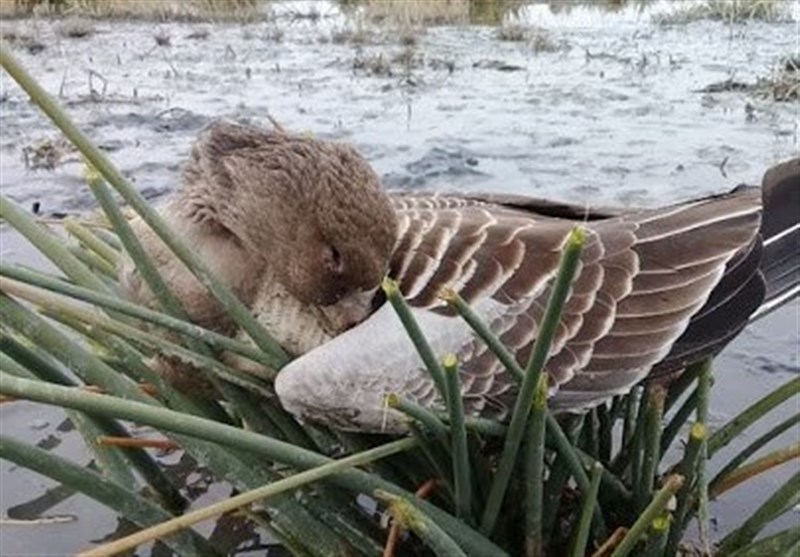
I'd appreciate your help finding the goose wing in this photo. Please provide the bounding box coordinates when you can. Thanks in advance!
[276,188,762,431]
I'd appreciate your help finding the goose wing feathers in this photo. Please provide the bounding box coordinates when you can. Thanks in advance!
[276,187,762,431]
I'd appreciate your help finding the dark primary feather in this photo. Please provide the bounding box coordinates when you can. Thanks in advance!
[757,158,800,315]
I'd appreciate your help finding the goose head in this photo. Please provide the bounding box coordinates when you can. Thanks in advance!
[181,121,398,308]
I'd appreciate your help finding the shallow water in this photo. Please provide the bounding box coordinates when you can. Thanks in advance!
[1,1,798,554]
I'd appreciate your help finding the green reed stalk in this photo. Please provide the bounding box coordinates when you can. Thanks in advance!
[408,424,456,500]
[63,216,122,266]
[441,289,523,383]
[35,302,272,396]
[696,358,712,423]
[2,278,273,394]
[545,414,592,492]
[579,409,600,458]
[695,358,712,551]
[88,176,296,440]
[0,263,277,369]
[92,226,123,249]
[444,414,508,437]
[541,450,572,545]
[541,414,583,543]
[708,376,800,457]
[570,462,603,557]
[87,175,215,346]
[664,359,707,413]
[0,352,133,494]
[725,526,800,557]
[718,468,800,554]
[596,403,613,463]
[0,300,343,551]
[375,490,468,557]
[627,386,650,489]
[0,44,288,364]
[573,449,631,503]
[0,195,112,293]
[0,436,216,557]
[67,243,118,277]
[524,374,548,557]
[0,340,190,510]
[665,422,707,556]
[1,333,77,386]
[621,386,640,451]
[660,387,699,456]
[0,194,232,418]
[641,511,670,557]
[387,393,450,445]
[636,386,666,513]
[81,438,416,557]
[0,373,507,556]
[480,227,585,536]
[710,443,800,499]
[382,277,446,395]
[710,413,800,495]
[610,474,684,557]
[442,289,590,495]
[443,354,473,524]
[0,294,153,403]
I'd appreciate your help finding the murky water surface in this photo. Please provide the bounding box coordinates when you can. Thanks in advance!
[1,1,798,554]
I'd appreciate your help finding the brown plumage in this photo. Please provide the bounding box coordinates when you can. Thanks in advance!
[119,122,398,385]
[120,121,798,432]
[276,158,797,431]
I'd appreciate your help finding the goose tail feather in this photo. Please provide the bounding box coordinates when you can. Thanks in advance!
[753,157,800,320]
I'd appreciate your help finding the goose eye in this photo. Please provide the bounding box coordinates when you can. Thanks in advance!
[324,245,344,274]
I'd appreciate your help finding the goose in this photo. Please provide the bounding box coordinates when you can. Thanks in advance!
[121,121,799,432]
[119,121,397,389]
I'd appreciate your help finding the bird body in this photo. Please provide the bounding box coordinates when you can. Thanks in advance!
[277,187,772,431]
[119,121,799,433]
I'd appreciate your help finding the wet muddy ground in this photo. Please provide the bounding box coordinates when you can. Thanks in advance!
[1,1,798,554]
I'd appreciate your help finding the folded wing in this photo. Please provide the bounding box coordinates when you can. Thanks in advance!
[277,187,763,430]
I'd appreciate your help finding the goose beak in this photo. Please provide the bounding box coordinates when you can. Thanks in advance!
[318,286,379,331]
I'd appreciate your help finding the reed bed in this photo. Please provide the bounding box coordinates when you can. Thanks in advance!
[1,43,798,557]
[0,0,265,21]
[652,0,790,25]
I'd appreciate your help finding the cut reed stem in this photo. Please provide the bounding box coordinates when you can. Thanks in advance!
[480,227,586,536]
[610,474,684,557]
[443,354,472,524]
[571,462,604,557]
[524,374,549,557]
[375,490,468,557]
[96,436,179,451]
[636,386,666,512]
